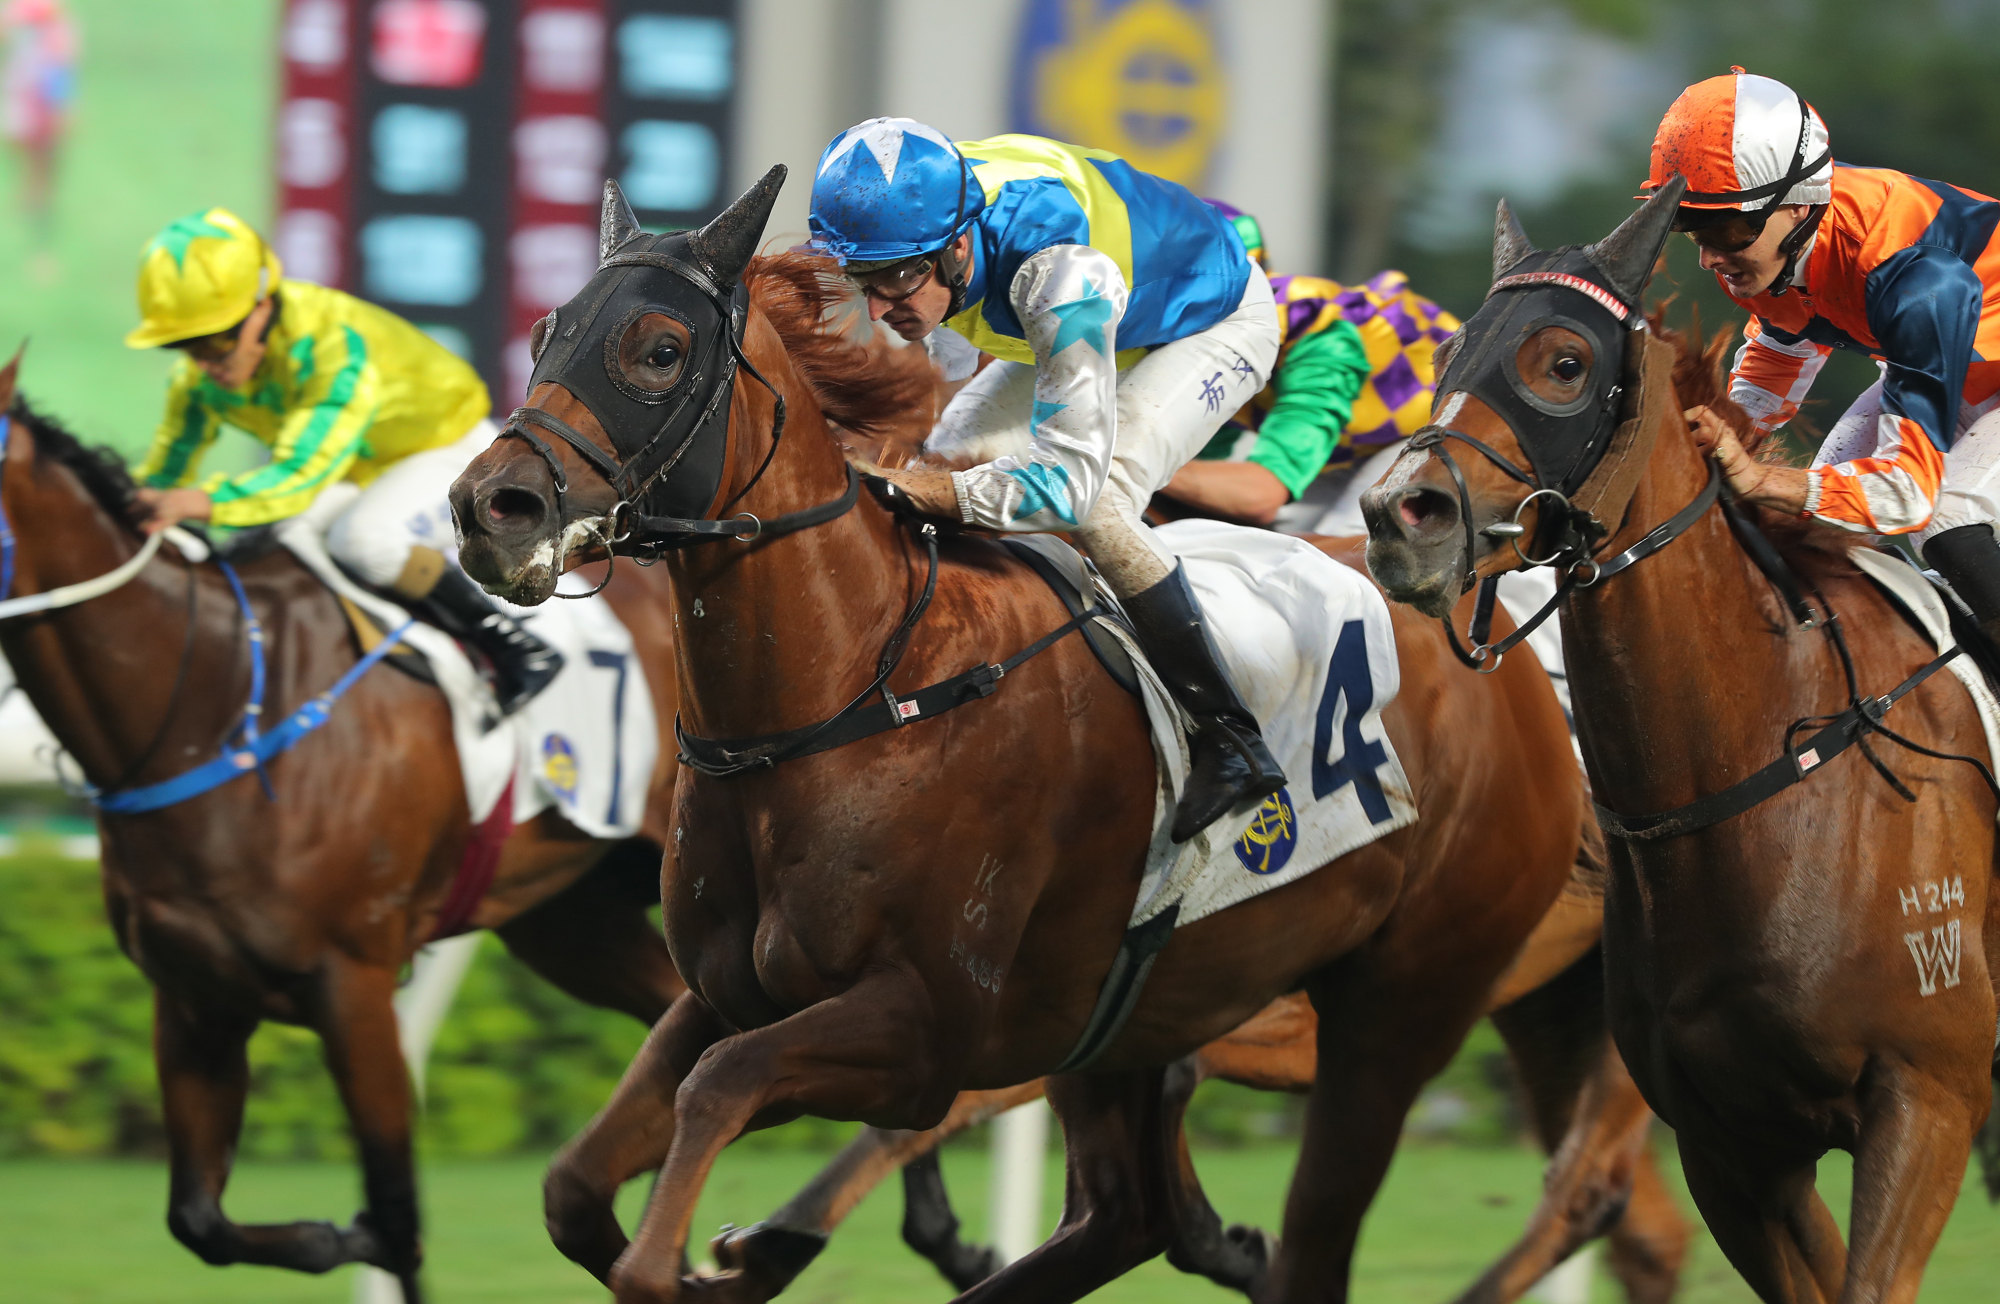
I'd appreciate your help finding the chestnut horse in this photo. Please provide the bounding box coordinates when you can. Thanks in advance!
[449,172,1588,1304]
[1364,186,1998,1303]
[0,358,685,1303]
[727,917,1693,1304]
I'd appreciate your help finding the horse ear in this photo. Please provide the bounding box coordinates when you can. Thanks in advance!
[1493,199,1536,279]
[1590,176,1687,304]
[0,341,24,413]
[600,179,645,265]
[688,164,788,284]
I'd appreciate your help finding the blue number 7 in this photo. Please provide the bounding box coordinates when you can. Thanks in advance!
[587,650,629,827]
[1311,619,1392,823]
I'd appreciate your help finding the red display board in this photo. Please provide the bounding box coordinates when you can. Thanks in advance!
[275,0,738,405]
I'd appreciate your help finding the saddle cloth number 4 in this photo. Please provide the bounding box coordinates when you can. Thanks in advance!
[1312,619,1393,824]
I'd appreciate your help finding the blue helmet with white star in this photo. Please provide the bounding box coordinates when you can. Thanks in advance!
[808,117,981,264]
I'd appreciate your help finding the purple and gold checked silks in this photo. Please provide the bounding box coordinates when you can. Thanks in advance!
[1239,270,1461,464]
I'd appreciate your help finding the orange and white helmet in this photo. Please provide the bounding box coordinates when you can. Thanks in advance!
[1641,69,1832,218]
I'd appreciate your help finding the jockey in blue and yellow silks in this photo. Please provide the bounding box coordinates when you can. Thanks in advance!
[125,207,561,713]
[808,118,1283,842]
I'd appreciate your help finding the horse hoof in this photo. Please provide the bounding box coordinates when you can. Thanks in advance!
[709,1222,827,1295]
[1223,1223,1277,1292]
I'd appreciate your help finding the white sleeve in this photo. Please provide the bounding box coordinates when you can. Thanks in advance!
[949,244,1127,531]
[924,327,981,383]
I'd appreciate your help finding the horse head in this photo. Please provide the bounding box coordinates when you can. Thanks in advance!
[451,166,787,604]
[1362,179,1686,617]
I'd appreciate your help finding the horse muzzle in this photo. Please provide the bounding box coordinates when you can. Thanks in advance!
[449,469,562,605]
[1362,477,1467,619]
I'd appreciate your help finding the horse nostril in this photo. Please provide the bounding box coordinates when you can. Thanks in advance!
[1397,487,1457,535]
[486,486,547,527]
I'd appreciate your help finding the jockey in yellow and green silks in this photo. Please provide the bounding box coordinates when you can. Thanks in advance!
[125,207,561,713]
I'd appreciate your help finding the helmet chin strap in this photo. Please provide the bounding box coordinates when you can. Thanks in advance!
[1766,202,1827,297]
[934,147,974,318]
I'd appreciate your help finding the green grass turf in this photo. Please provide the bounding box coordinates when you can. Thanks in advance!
[1,1141,1992,1302]
[0,0,279,465]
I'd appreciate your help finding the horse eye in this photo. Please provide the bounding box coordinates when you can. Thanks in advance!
[1551,355,1584,384]
[648,343,681,370]
[529,312,557,362]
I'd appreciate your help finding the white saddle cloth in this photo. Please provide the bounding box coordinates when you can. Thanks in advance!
[1848,547,2000,822]
[1052,519,1419,932]
[273,516,658,838]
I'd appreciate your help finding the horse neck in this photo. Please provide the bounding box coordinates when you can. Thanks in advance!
[665,327,913,739]
[1561,395,1814,816]
[0,424,220,788]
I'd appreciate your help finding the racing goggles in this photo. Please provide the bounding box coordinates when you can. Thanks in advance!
[1674,207,1770,255]
[846,254,938,303]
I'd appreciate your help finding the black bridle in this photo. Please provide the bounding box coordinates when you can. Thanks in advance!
[1411,255,1721,672]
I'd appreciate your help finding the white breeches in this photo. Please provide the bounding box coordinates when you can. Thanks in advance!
[300,418,497,587]
[926,269,1279,579]
[1814,376,2000,543]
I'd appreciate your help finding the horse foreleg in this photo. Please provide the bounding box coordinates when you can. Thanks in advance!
[317,955,426,1301]
[1263,962,1487,1304]
[1676,1137,1840,1304]
[545,994,737,1283]
[1451,951,1677,1304]
[949,1067,1177,1304]
[1158,1054,1277,1296]
[711,1083,1041,1299]
[608,976,947,1304]
[494,850,687,1025]
[1605,1151,1696,1304]
[156,994,375,1273]
[1839,1065,1981,1304]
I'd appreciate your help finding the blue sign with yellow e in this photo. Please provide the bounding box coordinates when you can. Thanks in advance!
[1008,0,1227,189]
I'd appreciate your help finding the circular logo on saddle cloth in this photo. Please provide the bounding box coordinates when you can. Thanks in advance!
[1011,0,1226,188]
[1233,786,1296,876]
[541,732,579,801]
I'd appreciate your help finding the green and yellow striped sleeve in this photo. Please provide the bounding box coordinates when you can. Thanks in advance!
[204,325,379,527]
[134,368,223,489]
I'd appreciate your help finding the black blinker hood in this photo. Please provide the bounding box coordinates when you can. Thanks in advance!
[520,169,786,525]
[1432,179,1684,499]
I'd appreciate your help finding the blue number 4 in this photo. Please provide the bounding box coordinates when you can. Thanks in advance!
[1311,620,1392,823]
[588,650,629,827]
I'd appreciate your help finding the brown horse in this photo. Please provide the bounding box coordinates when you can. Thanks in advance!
[0,358,685,1303]
[448,173,1591,1304]
[1363,188,1998,1303]
[725,884,1693,1304]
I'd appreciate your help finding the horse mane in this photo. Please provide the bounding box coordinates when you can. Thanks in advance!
[9,396,141,527]
[744,251,936,455]
[1649,310,1860,568]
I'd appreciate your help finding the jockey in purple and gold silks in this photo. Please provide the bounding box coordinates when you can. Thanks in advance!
[1163,203,1460,529]
[1207,270,1460,494]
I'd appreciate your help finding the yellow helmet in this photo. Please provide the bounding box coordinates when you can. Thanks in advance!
[125,208,283,349]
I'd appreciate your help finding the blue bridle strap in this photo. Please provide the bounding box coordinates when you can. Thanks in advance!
[0,407,409,814]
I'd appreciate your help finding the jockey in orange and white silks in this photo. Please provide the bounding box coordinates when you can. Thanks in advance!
[807,117,1284,841]
[1652,70,2000,643]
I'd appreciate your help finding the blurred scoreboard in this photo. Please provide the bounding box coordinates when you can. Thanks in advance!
[274,0,737,406]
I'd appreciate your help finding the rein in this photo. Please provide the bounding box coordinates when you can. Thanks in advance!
[510,242,1115,779]
[1594,495,2000,840]
[0,414,410,812]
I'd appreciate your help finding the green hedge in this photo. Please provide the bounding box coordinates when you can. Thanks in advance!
[0,843,1519,1160]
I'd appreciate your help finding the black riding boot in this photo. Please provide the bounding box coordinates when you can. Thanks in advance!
[1922,525,2000,682]
[1120,563,1287,842]
[413,565,565,715]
